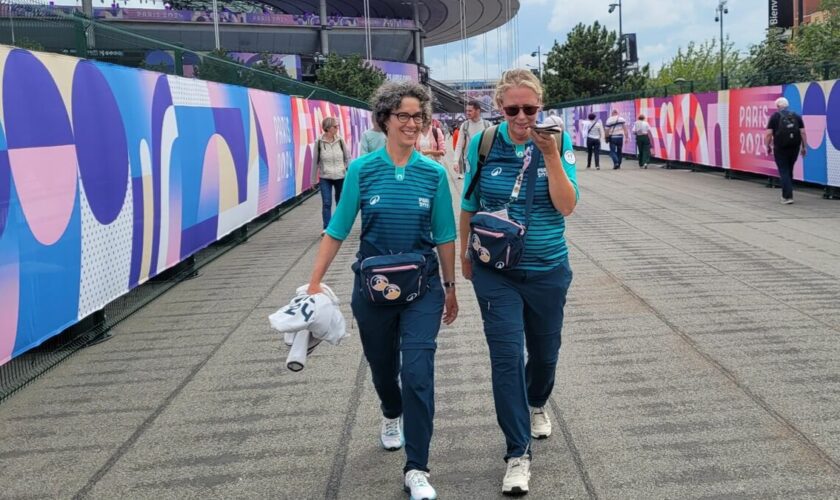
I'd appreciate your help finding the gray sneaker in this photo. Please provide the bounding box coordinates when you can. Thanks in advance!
[380,416,404,451]
[530,406,551,439]
[502,455,531,495]
[404,469,437,500]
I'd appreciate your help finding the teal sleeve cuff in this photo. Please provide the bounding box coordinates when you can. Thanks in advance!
[561,132,580,202]
[431,167,457,243]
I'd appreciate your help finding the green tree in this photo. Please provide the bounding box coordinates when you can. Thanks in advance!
[793,0,840,78]
[652,38,742,92]
[194,49,242,86]
[14,37,45,52]
[543,22,618,103]
[543,21,648,104]
[242,52,291,92]
[314,54,386,101]
[741,28,812,87]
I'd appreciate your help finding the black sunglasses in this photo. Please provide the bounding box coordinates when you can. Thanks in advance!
[503,105,540,117]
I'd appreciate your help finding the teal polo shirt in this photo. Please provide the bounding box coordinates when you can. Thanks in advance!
[461,122,579,271]
[327,148,456,258]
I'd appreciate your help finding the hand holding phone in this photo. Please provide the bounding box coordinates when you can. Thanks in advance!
[533,123,562,135]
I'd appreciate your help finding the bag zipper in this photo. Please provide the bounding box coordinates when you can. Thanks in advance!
[371,264,420,273]
[473,227,506,238]
[478,212,525,231]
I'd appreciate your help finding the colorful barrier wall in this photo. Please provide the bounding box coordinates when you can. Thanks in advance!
[0,45,370,365]
[556,81,840,187]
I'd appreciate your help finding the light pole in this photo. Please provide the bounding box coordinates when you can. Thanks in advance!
[715,0,728,89]
[211,0,220,50]
[609,0,623,85]
[531,46,543,82]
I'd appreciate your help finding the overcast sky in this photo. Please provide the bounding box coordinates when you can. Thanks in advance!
[424,0,768,82]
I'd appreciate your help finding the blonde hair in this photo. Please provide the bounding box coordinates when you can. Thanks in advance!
[322,116,338,132]
[494,69,544,109]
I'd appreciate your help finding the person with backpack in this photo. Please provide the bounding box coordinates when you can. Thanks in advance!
[765,97,807,205]
[313,117,351,233]
[459,69,578,496]
[415,120,446,163]
[454,100,492,179]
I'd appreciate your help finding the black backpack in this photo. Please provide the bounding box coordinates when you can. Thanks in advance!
[774,111,801,149]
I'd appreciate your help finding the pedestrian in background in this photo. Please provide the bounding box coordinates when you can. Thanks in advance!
[313,117,350,233]
[360,115,387,155]
[633,114,653,169]
[542,109,565,133]
[584,112,604,169]
[454,100,491,179]
[416,119,446,163]
[765,97,807,205]
[307,81,458,500]
[460,68,578,496]
[605,108,628,169]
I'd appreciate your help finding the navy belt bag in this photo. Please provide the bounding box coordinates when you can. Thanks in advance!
[358,253,428,305]
[468,147,538,271]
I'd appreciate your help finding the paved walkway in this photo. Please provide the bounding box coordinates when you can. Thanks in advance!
[2,153,840,499]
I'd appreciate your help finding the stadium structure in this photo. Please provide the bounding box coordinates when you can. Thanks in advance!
[0,0,519,110]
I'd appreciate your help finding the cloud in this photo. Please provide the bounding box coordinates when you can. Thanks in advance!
[424,0,767,81]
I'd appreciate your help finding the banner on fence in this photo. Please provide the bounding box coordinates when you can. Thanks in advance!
[554,80,840,188]
[0,46,370,365]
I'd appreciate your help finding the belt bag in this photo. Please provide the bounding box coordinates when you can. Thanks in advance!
[469,213,526,270]
[468,143,541,272]
[359,253,428,305]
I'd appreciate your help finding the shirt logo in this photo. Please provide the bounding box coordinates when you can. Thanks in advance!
[370,195,380,205]
[538,168,547,178]
[491,167,503,176]
[564,150,577,165]
[419,197,430,209]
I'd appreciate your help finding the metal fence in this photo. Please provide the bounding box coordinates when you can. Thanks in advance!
[545,60,840,110]
[0,0,370,109]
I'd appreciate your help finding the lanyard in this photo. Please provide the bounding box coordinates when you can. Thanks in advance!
[508,145,534,203]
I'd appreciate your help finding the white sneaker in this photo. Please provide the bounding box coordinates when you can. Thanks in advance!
[502,456,531,495]
[380,416,404,451]
[530,406,551,439]
[404,470,437,500]
[781,198,794,205]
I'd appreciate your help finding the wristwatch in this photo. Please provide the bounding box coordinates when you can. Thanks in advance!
[443,281,456,289]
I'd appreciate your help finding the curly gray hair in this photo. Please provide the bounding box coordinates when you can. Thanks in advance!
[369,81,432,134]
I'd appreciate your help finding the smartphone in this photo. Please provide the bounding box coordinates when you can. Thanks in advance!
[533,123,562,134]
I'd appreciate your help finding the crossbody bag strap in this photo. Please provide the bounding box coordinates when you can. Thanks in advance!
[464,125,498,200]
[523,151,538,229]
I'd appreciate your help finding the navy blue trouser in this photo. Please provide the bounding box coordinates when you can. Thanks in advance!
[470,261,573,460]
[608,136,624,167]
[319,178,344,229]
[351,274,444,473]
[773,148,798,200]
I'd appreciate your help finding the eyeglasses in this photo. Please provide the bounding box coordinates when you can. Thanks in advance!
[392,112,425,124]
[502,105,540,117]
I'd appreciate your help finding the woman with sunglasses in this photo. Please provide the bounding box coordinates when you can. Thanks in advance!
[307,81,458,500]
[459,69,578,496]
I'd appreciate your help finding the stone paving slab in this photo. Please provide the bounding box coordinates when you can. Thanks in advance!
[1,155,840,499]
